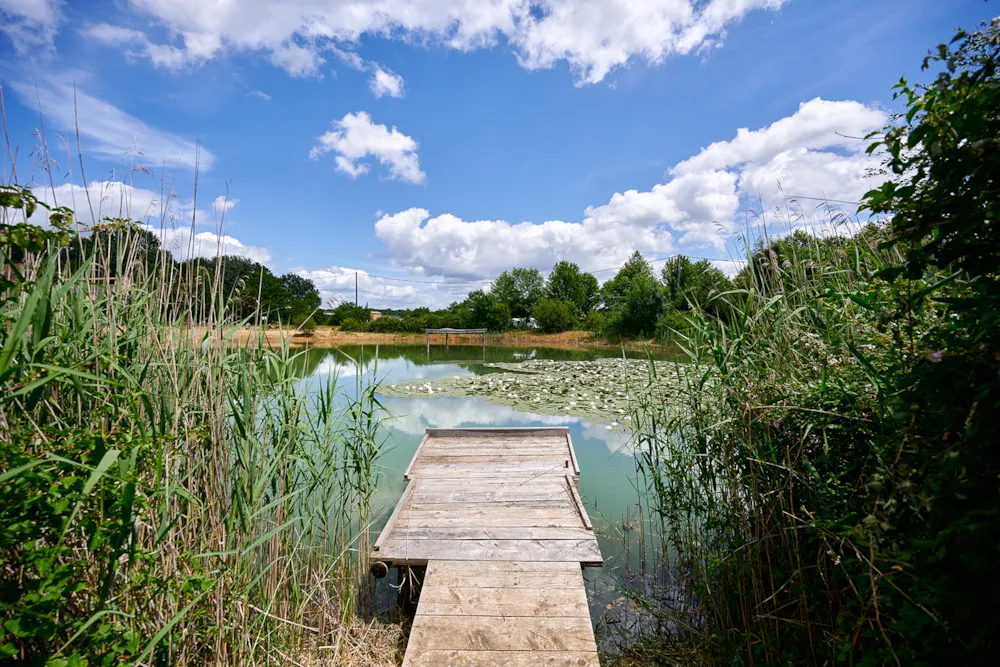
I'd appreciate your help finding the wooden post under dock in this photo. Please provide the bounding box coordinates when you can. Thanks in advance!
[371,427,603,666]
[424,328,488,357]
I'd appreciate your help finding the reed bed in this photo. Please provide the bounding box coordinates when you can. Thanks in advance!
[1,193,399,665]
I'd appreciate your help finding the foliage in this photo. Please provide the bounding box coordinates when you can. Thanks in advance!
[279,273,321,320]
[532,299,576,333]
[546,261,599,314]
[466,290,511,331]
[602,252,663,339]
[327,301,370,325]
[661,255,732,317]
[582,309,605,334]
[627,20,1000,666]
[490,267,544,318]
[366,316,408,333]
[0,189,386,665]
[339,316,366,332]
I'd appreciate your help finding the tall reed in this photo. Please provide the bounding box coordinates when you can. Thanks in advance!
[0,189,397,665]
[623,204,911,664]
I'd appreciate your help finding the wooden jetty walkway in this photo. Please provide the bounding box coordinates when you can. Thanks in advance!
[371,427,603,666]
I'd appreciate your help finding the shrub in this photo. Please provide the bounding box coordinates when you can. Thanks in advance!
[532,299,575,333]
[367,316,407,333]
[582,310,604,334]
[339,317,365,332]
[297,317,317,335]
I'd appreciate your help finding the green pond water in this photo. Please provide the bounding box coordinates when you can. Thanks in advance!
[296,343,676,633]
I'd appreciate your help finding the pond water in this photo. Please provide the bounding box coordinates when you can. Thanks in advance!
[296,343,674,635]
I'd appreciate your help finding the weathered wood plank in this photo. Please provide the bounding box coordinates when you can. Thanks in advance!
[405,616,596,652]
[418,455,571,463]
[424,427,570,438]
[409,485,570,504]
[564,473,593,531]
[408,499,574,510]
[418,586,589,617]
[403,433,431,479]
[404,650,599,667]
[373,478,417,552]
[386,526,593,541]
[407,461,573,476]
[377,538,603,564]
[396,508,582,527]
[423,569,583,590]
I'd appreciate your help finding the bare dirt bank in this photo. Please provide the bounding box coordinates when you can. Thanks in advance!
[214,326,669,351]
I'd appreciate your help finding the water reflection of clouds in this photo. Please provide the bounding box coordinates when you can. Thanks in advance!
[379,396,632,455]
[309,352,475,384]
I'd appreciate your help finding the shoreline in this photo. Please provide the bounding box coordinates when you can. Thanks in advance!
[220,326,674,351]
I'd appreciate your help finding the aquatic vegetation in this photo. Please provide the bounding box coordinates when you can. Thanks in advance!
[379,358,691,426]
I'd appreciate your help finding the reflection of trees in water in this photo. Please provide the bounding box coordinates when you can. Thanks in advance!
[296,343,674,378]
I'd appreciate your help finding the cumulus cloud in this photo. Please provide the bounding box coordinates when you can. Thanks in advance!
[25,181,269,264]
[369,66,405,98]
[310,111,425,183]
[153,226,271,265]
[0,0,61,52]
[293,265,425,309]
[375,98,888,279]
[7,75,215,171]
[80,0,786,83]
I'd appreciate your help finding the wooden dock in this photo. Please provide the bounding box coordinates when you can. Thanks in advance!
[371,427,603,666]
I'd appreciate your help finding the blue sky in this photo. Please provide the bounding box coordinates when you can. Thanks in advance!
[0,0,994,307]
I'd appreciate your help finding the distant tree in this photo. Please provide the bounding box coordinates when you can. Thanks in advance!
[466,290,511,331]
[328,301,370,325]
[491,267,544,318]
[546,261,600,314]
[661,256,733,317]
[533,299,576,333]
[279,273,321,319]
[602,252,663,338]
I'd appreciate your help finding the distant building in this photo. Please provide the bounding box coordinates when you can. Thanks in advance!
[370,311,382,321]
[510,317,540,330]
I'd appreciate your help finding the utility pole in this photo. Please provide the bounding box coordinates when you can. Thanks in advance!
[355,271,358,306]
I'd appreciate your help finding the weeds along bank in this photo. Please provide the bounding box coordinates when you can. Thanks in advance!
[625,22,999,665]
[0,203,394,665]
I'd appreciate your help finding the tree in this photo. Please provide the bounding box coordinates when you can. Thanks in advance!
[661,255,732,317]
[466,290,510,331]
[491,267,544,318]
[601,251,656,312]
[546,261,600,314]
[600,252,663,338]
[532,299,576,333]
[279,273,321,320]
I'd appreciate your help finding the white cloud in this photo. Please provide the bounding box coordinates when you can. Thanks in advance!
[25,181,269,264]
[374,98,888,279]
[0,0,61,52]
[369,66,404,98]
[84,23,206,69]
[310,111,425,184]
[294,265,423,308]
[374,208,677,280]
[83,0,787,83]
[248,90,272,101]
[153,226,272,264]
[673,98,886,176]
[8,75,215,171]
[213,195,238,214]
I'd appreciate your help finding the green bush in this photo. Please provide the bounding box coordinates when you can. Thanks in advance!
[532,299,576,333]
[339,317,365,332]
[582,310,604,334]
[367,316,407,333]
